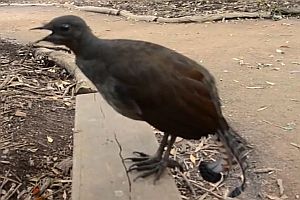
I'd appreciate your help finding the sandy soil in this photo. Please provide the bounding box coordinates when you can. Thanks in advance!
[0,5,299,200]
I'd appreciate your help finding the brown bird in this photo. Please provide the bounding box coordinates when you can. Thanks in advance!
[32,15,248,197]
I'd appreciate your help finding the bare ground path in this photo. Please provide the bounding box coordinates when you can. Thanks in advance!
[0,5,299,199]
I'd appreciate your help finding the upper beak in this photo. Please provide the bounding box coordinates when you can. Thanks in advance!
[30,23,52,31]
[30,23,52,43]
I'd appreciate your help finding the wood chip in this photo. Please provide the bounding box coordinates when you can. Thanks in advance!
[257,106,268,111]
[291,62,300,65]
[253,168,277,174]
[266,81,275,86]
[47,136,54,143]
[290,71,300,74]
[246,86,264,89]
[266,194,288,200]
[276,49,285,54]
[189,154,196,164]
[15,110,27,117]
[277,179,284,196]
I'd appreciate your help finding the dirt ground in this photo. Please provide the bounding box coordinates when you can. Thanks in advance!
[0,4,299,200]
[0,39,75,199]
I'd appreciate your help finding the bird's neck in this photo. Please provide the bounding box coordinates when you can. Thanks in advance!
[68,31,100,58]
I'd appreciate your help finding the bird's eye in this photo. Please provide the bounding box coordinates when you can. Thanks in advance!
[60,24,71,32]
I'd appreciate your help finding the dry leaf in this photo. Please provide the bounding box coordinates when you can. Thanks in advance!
[190,154,196,164]
[170,148,176,156]
[32,186,41,196]
[195,140,204,152]
[47,136,54,143]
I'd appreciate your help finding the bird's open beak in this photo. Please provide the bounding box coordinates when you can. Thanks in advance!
[30,23,53,43]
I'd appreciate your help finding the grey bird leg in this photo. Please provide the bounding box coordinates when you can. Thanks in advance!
[154,134,177,182]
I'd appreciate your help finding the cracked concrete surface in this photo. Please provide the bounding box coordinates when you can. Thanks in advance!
[114,133,132,200]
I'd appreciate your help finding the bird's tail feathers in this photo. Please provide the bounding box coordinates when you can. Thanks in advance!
[199,118,249,197]
[217,119,249,197]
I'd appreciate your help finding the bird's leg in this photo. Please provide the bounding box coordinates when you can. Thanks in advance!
[126,133,170,165]
[153,134,177,182]
[127,134,182,182]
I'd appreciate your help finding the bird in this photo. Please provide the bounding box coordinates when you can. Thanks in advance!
[31,15,248,197]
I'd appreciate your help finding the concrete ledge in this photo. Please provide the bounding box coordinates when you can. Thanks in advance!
[72,93,181,200]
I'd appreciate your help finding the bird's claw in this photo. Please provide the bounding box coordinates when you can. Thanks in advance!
[126,151,184,181]
[132,151,149,157]
[124,151,151,162]
[132,161,167,183]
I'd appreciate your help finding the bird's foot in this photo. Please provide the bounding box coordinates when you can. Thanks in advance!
[125,151,183,182]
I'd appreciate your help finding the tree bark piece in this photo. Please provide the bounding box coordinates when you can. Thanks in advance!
[34,48,97,94]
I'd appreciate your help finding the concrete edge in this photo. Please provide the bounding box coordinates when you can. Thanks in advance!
[0,3,275,23]
[33,47,97,94]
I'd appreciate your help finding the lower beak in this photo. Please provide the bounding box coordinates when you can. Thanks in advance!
[30,26,46,30]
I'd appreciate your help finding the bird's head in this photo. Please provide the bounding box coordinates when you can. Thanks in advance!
[31,15,91,48]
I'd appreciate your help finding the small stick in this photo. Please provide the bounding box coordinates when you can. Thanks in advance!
[177,170,197,198]
[262,120,294,131]
[290,143,300,149]
[62,83,76,97]
[0,176,19,184]
[189,180,224,199]
[198,175,224,200]
[3,183,22,200]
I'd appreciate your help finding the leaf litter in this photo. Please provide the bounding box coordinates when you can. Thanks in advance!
[0,39,75,200]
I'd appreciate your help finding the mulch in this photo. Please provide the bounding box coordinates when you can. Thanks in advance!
[0,39,75,200]
[74,0,300,18]
[1,0,299,24]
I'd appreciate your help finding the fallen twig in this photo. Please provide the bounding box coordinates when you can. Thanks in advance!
[189,180,224,199]
[262,120,294,131]
[290,143,300,149]
[2,183,22,200]
[177,170,197,198]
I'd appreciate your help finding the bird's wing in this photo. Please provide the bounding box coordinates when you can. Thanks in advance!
[108,45,221,135]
